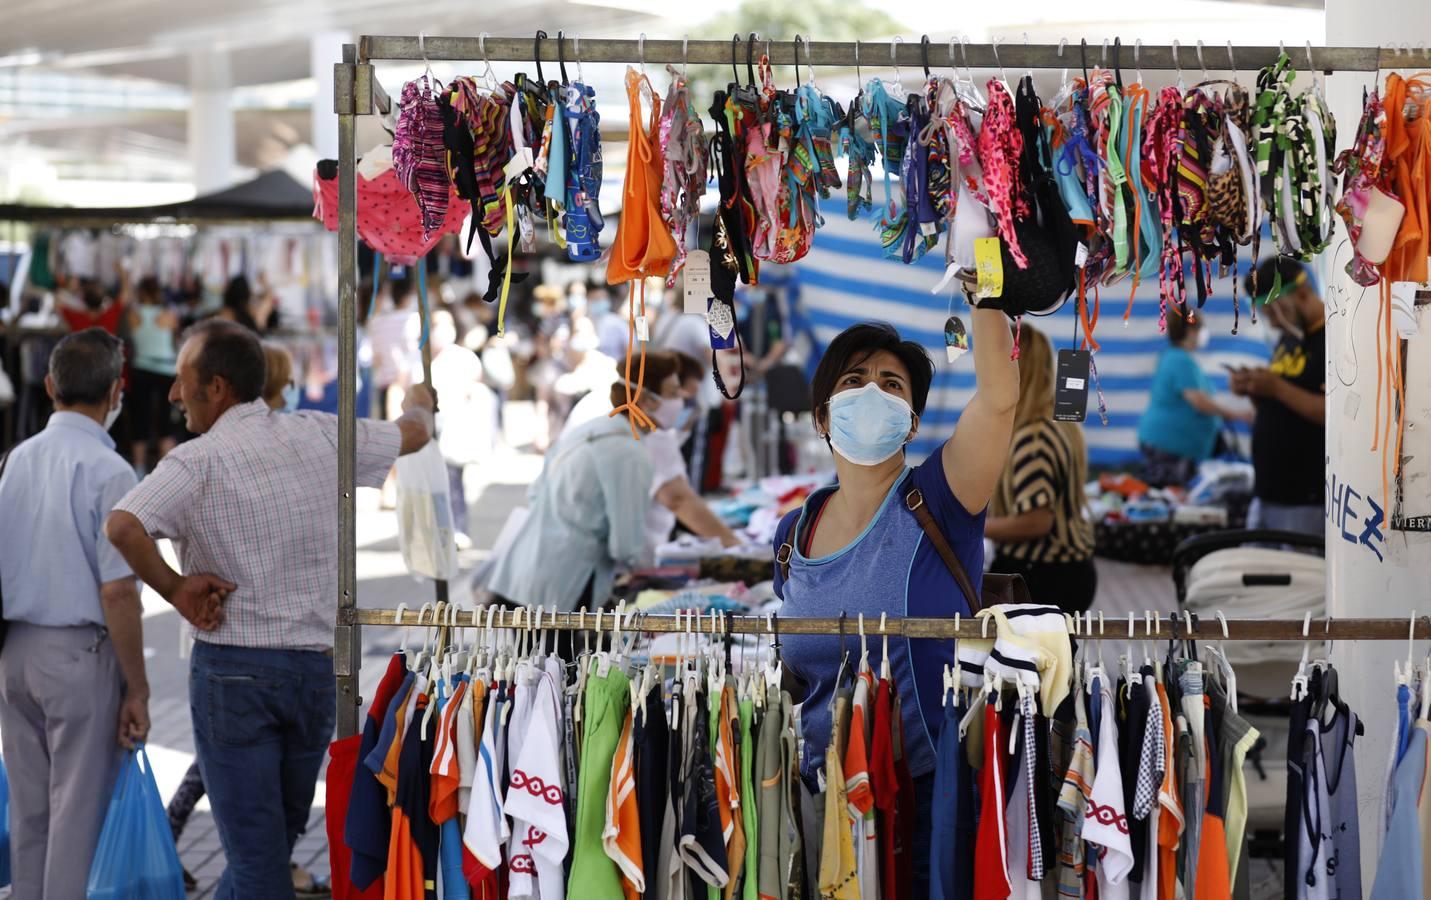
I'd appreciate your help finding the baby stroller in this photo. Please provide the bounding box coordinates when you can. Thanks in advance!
[1173,529,1325,842]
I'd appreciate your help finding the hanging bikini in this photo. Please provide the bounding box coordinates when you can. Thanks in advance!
[606,67,677,437]
[658,64,708,284]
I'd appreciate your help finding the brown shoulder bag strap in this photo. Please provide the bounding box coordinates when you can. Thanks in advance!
[904,487,982,614]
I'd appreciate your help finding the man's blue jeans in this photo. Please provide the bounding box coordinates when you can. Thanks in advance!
[191,642,335,900]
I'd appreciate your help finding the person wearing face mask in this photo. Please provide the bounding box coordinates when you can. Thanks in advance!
[557,352,739,552]
[771,309,1019,892]
[484,353,676,658]
[1136,307,1254,487]
[0,328,151,899]
[1232,258,1327,535]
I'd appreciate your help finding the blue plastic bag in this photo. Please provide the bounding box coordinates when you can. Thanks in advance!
[86,744,186,900]
[0,750,11,887]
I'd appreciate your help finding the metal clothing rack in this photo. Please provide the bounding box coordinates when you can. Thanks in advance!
[328,35,1431,738]
[356,606,1431,643]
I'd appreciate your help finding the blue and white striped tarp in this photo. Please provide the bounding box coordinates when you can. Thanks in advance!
[787,199,1272,467]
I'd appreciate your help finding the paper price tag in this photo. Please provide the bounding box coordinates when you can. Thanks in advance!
[1075,243,1089,268]
[635,315,650,342]
[682,250,713,315]
[1054,349,1091,423]
[944,316,970,363]
[974,237,1004,299]
[707,298,737,349]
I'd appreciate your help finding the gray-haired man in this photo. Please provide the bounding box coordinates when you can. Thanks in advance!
[0,328,225,899]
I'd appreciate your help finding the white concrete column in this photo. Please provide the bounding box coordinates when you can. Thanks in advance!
[188,49,236,194]
[1321,0,1431,880]
[310,31,351,161]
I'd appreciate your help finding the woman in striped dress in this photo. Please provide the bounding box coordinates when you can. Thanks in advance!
[985,324,1098,613]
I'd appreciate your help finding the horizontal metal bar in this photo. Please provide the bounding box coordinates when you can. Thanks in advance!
[358,36,1431,73]
[354,608,1431,642]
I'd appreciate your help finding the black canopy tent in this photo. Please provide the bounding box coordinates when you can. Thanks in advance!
[0,169,316,225]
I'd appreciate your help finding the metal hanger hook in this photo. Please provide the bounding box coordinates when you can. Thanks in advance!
[921,34,931,78]
[1058,37,1068,85]
[1101,38,1108,68]
[1171,39,1183,81]
[572,34,583,82]
[1226,40,1236,73]
[681,34,689,77]
[637,33,646,73]
[891,35,904,86]
[1134,38,1144,83]
[1196,40,1207,77]
[992,35,1007,83]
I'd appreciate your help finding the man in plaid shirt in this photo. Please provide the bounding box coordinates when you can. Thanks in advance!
[106,319,434,898]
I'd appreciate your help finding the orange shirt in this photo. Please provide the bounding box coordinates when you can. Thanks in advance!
[605,706,643,899]
[1156,681,1185,900]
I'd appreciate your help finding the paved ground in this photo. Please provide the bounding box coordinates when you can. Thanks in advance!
[125,404,1177,895]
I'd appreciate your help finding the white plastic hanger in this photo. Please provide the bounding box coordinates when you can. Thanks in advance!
[1291,611,1313,701]
[394,603,411,659]
[1207,611,1238,714]
[879,613,892,682]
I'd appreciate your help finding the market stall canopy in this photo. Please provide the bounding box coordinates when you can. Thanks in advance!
[0,169,316,224]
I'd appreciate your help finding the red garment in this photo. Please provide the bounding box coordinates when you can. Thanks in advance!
[313,165,470,265]
[870,678,904,900]
[974,703,1012,900]
[890,691,917,899]
[326,735,382,900]
[60,301,125,336]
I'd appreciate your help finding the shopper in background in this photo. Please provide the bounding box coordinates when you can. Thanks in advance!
[1233,258,1327,536]
[0,329,151,900]
[127,276,182,472]
[426,309,498,549]
[1137,307,1252,487]
[486,353,676,648]
[58,273,127,336]
[261,341,299,412]
[986,324,1098,614]
[104,319,434,898]
[367,272,419,420]
[217,274,280,335]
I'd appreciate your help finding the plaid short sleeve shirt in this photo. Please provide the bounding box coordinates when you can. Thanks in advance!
[115,400,401,650]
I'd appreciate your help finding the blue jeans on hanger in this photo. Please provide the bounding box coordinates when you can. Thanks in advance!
[190,642,335,900]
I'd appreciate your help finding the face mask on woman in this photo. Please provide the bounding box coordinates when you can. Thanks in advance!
[824,382,915,466]
[651,394,684,430]
[281,382,300,413]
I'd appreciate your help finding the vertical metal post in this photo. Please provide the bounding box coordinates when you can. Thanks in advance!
[416,284,450,608]
[334,44,361,740]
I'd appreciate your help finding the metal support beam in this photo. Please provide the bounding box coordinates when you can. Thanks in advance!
[334,43,361,740]
[357,36,1431,73]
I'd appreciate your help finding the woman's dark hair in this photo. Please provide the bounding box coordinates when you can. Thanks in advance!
[223,275,252,311]
[79,278,105,311]
[1165,306,1198,345]
[137,276,162,305]
[810,323,934,420]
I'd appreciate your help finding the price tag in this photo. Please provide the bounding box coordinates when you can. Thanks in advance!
[974,237,1004,299]
[1054,349,1091,423]
[707,298,737,349]
[1390,281,1422,339]
[635,315,650,342]
[1075,242,1089,268]
[682,250,713,315]
[944,316,970,363]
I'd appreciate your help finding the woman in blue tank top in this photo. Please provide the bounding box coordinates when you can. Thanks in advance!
[771,306,1018,893]
[124,276,181,471]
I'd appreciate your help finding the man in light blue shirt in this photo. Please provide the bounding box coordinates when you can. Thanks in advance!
[0,328,153,900]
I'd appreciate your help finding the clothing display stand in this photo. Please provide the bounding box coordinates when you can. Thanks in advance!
[329,35,1431,739]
